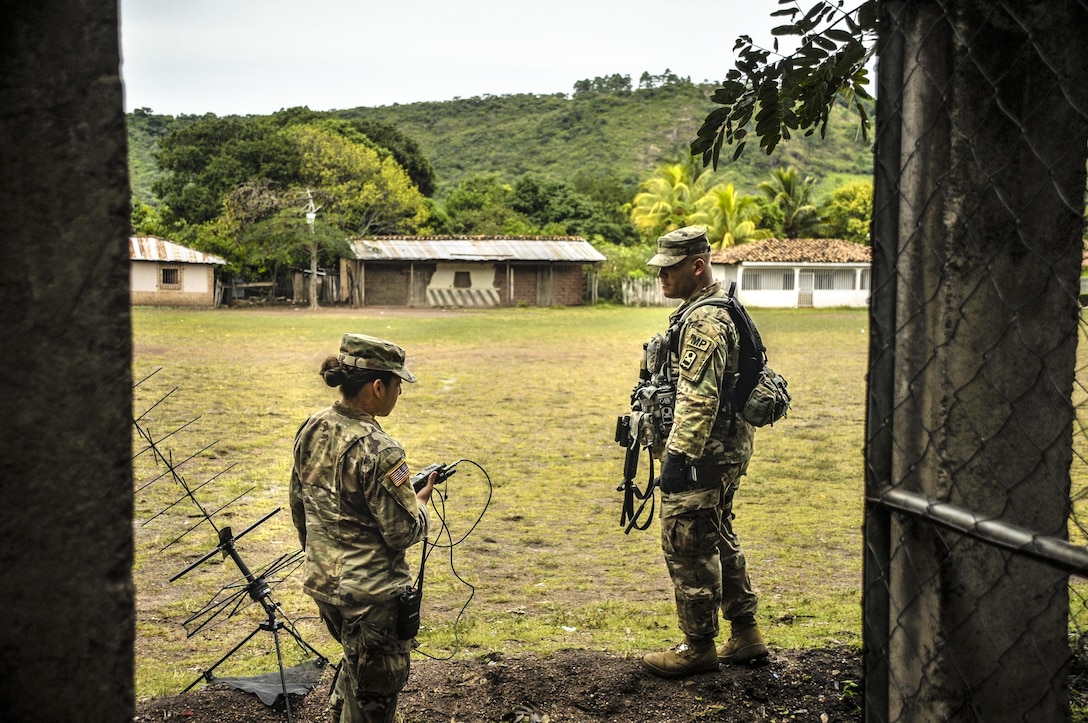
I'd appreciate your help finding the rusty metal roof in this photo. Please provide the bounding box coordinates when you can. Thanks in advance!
[712,238,871,265]
[349,235,606,263]
[130,236,226,265]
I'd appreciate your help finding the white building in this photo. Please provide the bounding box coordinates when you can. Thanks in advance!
[130,236,226,307]
[711,238,872,308]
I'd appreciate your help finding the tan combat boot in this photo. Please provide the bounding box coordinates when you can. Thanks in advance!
[717,622,769,664]
[641,637,719,679]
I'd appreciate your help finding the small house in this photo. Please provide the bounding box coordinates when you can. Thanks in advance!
[340,236,606,307]
[711,238,872,308]
[129,236,226,307]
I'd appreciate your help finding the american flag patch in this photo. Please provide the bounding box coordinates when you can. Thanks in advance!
[387,460,410,487]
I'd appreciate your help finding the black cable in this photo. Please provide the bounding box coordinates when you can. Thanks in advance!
[413,458,492,661]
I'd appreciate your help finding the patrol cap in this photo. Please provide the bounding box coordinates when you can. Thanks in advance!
[646,226,711,267]
[338,333,417,383]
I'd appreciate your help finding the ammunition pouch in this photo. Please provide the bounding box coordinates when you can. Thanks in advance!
[630,332,675,458]
[615,331,678,534]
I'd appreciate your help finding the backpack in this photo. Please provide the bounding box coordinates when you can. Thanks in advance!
[672,282,791,430]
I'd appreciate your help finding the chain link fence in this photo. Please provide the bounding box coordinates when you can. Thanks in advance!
[862,1,1088,720]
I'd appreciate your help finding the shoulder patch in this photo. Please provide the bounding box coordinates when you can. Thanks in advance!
[678,328,716,382]
[386,459,410,487]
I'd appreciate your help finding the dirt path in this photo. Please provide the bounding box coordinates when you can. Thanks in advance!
[135,646,864,722]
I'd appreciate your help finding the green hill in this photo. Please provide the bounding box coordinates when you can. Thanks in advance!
[127,81,873,206]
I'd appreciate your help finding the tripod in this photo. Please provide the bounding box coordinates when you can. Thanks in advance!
[173,516,328,722]
[133,372,327,722]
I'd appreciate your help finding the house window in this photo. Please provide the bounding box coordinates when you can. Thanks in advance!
[453,271,472,288]
[860,268,870,290]
[813,268,855,290]
[160,266,181,289]
[741,268,793,291]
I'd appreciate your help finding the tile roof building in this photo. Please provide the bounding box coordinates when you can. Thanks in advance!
[712,237,872,265]
[711,238,872,308]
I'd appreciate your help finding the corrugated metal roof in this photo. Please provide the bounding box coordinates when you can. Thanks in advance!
[712,238,871,265]
[350,235,606,263]
[130,236,226,265]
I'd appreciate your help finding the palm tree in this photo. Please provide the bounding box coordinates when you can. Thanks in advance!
[630,158,717,239]
[758,167,826,238]
[689,183,773,249]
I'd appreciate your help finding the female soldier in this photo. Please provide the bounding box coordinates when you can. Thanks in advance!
[290,333,436,723]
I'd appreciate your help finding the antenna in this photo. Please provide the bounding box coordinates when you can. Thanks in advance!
[133,368,327,721]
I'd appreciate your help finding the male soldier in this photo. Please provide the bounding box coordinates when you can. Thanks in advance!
[640,226,768,679]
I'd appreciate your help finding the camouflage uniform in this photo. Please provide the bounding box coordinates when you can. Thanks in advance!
[660,282,758,640]
[292,387,429,721]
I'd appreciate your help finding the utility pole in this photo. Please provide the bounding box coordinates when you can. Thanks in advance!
[304,189,320,310]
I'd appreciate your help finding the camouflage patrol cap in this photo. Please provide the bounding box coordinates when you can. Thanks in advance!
[338,333,417,383]
[646,226,711,267]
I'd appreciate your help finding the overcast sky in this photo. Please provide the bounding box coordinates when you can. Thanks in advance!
[119,0,779,117]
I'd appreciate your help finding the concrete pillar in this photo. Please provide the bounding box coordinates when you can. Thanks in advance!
[867,1,1088,720]
[0,1,134,720]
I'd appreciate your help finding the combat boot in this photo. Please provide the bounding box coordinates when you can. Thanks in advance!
[641,637,719,679]
[717,621,768,664]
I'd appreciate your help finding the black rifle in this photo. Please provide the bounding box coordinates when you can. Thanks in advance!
[615,414,658,534]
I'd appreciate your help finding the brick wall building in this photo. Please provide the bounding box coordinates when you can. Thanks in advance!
[341,236,605,308]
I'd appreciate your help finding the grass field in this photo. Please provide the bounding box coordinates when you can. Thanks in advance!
[131,303,870,699]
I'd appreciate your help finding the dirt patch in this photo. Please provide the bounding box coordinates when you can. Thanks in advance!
[134,646,863,722]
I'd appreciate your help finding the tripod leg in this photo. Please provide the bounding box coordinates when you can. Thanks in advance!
[278,616,329,666]
[270,619,293,723]
[182,625,263,693]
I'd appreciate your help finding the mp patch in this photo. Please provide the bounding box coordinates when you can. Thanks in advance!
[678,329,715,382]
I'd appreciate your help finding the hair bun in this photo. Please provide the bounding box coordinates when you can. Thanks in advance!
[321,367,346,388]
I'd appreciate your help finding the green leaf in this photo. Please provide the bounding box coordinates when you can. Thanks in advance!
[798,45,830,62]
[710,83,745,103]
[704,106,732,126]
[803,1,826,22]
[857,0,878,30]
[772,24,803,36]
[691,0,876,164]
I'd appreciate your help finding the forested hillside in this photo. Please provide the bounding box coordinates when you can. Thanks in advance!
[127,80,872,205]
